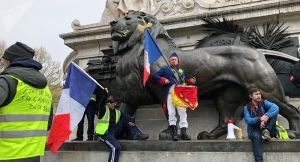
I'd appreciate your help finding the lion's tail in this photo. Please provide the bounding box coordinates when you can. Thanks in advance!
[257,49,299,64]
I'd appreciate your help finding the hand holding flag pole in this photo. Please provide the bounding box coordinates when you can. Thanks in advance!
[71,62,104,89]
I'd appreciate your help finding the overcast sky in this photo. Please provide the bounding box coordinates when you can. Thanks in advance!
[0,0,105,64]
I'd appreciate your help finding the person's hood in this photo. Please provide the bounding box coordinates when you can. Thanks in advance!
[1,58,47,88]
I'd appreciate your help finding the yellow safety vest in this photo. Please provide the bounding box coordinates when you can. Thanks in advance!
[90,94,96,101]
[95,107,120,135]
[0,76,52,160]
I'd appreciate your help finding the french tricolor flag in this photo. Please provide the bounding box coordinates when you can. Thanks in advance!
[143,29,162,86]
[46,62,97,154]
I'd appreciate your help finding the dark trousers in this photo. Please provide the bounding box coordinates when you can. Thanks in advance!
[76,101,96,140]
[250,116,277,162]
[98,114,140,162]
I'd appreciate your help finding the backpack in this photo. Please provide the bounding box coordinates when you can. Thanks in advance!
[289,60,300,88]
[276,121,290,140]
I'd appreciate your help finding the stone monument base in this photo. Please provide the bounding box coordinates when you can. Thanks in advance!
[42,140,300,162]
[58,99,300,162]
[69,98,295,141]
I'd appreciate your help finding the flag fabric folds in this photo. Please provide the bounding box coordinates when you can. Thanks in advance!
[46,62,97,154]
[172,85,198,110]
[143,29,162,86]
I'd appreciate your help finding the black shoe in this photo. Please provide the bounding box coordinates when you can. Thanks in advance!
[170,125,178,141]
[71,138,83,141]
[86,139,93,141]
[181,127,191,140]
[133,132,149,140]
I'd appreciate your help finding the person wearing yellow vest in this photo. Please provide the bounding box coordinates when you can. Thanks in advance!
[96,88,149,162]
[0,42,52,162]
[72,68,101,141]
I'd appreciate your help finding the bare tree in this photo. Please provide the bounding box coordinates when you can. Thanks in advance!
[33,47,63,111]
[0,40,6,70]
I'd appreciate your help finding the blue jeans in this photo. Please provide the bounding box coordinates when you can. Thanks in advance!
[250,116,277,162]
[76,101,96,140]
[98,114,141,162]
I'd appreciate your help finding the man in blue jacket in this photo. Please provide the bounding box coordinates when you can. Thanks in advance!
[153,52,196,141]
[243,87,279,162]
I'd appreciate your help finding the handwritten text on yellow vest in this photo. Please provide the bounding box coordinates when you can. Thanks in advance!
[0,76,52,160]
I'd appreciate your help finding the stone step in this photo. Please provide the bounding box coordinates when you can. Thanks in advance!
[42,152,300,162]
[42,140,300,162]
[46,140,300,152]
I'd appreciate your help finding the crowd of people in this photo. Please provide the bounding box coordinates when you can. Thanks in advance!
[0,42,284,162]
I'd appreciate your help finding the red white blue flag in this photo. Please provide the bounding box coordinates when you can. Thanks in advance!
[46,62,97,154]
[143,29,162,86]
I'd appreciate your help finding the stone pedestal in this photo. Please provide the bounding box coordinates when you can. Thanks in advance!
[69,98,298,141]
[42,140,300,162]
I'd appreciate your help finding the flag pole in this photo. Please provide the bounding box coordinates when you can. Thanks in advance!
[70,62,105,89]
[141,18,170,68]
[141,18,186,84]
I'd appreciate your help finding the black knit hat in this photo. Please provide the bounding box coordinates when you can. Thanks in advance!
[2,42,35,61]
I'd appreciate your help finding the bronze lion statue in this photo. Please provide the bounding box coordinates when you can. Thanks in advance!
[110,11,300,139]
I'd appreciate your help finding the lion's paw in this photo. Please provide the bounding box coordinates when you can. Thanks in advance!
[197,131,217,140]
[287,130,300,139]
[159,129,173,140]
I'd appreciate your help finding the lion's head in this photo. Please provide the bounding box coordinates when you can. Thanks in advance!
[110,11,175,55]
[109,12,175,106]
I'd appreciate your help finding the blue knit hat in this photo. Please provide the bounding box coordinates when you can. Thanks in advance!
[169,52,178,58]
[169,52,180,67]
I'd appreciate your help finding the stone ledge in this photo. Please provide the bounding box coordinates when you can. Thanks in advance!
[48,140,300,152]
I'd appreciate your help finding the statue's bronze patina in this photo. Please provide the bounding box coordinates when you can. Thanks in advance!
[110,12,300,139]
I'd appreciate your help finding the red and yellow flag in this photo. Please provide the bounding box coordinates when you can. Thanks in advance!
[172,85,198,110]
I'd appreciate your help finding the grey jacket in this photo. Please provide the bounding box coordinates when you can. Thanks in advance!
[0,65,47,107]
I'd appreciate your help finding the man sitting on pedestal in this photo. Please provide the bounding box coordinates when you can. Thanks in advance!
[243,87,279,162]
[96,88,149,162]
